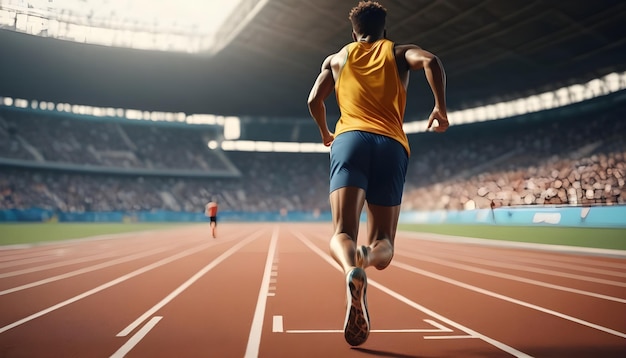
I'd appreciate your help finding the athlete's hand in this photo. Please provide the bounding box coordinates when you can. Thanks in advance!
[322,131,335,146]
[427,107,449,133]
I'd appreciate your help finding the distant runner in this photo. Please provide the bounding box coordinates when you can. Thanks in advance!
[205,200,218,239]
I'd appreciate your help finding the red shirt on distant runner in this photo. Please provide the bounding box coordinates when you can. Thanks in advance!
[205,202,218,218]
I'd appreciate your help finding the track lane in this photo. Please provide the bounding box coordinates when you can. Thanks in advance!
[396,248,626,320]
[0,225,263,356]
[0,232,228,331]
[376,231,626,357]
[0,223,624,357]
[283,229,532,357]
[110,226,274,357]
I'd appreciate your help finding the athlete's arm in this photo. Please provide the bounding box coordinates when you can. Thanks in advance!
[404,46,449,132]
[307,54,335,146]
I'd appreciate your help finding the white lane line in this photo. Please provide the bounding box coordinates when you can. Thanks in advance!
[400,251,626,304]
[424,335,477,340]
[0,233,199,276]
[421,250,626,287]
[402,231,626,258]
[294,231,533,358]
[244,226,280,358]
[0,251,77,269]
[0,240,218,335]
[0,234,141,260]
[393,261,626,339]
[468,252,626,278]
[370,273,533,357]
[0,231,155,256]
[117,230,264,337]
[402,238,626,271]
[0,247,135,277]
[110,316,163,358]
[1,243,189,295]
[424,319,454,332]
[273,315,284,332]
[279,318,452,334]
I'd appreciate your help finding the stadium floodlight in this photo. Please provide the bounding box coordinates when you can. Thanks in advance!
[223,116,240,140]
[234,140,255,151]
[403,71,626,134]
[273,142,300,153]
[254,141,273,152]
[14,98,28,108]
[299,142,328,153]
[1,71,624,153]
[207,140,219,150]
[0,0,252,53]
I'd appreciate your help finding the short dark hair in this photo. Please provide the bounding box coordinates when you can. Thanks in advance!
[349,1,387,36]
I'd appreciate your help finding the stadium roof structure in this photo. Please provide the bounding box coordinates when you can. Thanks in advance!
[0,0,625,119]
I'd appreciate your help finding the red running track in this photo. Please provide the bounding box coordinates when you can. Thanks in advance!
[0,223,625,357]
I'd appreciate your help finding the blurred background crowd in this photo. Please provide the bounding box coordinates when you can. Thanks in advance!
[1,102,625,214]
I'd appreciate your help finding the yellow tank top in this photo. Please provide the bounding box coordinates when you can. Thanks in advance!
[335,39,409,155]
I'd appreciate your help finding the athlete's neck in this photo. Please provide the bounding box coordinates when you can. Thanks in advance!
[357,35,383,43]
[353,29,386,43]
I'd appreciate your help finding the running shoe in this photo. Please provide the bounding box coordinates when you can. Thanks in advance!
[343,267,370,346]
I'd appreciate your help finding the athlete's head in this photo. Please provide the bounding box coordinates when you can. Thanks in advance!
[349,1,387,38]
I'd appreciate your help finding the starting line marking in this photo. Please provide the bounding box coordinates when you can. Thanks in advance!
[273,315,284,332]
[286,329,455,334]
[273,316,456,335]
[424,335,477,340]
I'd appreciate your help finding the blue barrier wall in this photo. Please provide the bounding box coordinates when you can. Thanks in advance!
[1,205,623,228]
[0,208,332,223]
[399,205,626,228]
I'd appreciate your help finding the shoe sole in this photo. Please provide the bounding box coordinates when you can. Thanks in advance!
[343,267,370,346]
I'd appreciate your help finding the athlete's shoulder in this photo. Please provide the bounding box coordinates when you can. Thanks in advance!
[393,43,422,55]
[393,44,424,71]
[324,43,352,68]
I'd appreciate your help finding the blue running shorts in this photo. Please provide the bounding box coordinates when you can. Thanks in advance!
[329,131,409,206]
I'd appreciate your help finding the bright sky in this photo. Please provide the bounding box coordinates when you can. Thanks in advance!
[45,0,243,34]
[0,0,248,52]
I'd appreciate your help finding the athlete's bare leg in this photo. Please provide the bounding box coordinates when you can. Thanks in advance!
[330,186,370,346]
[329,186,366,273]
[211,222,217,238]
[359,203,401,270]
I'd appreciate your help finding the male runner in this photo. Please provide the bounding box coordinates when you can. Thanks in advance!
[307,1,449,346]
[205,200,218,238]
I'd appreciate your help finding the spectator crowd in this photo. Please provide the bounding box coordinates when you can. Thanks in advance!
[1,103,624,214]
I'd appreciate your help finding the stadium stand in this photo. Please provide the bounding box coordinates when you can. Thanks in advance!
[0,108,231,172]
[1,97,625,216]
[404,98,626,210]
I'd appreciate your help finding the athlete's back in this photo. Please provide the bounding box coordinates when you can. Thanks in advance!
[334,38,409,154]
